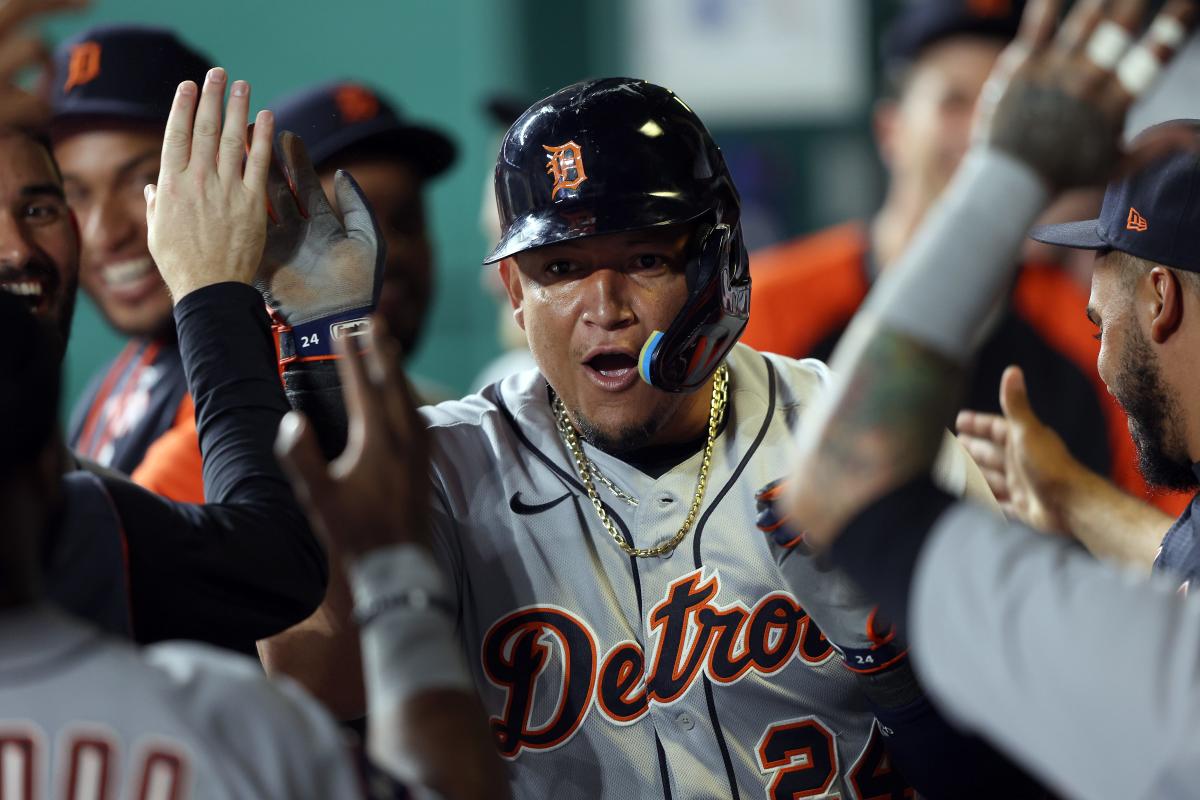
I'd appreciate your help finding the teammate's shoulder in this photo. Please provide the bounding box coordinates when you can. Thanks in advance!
[144,641,345,746]
[142,643,357,796]
[750,222,868,285]
[144,642,318,718]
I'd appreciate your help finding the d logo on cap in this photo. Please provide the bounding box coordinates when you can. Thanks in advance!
[63,42,101,92]
[335,85,380,125]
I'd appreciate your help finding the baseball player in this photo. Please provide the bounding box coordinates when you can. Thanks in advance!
[50,25,211,503]
[0,294,363,800]
[782,0,1200,797]
[267,78,1050,797]
[0,293,492,799]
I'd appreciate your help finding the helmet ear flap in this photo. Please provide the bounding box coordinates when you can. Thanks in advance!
[638,223,751,393]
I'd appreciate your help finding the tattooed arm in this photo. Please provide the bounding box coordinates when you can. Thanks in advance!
[789,0,1194,550]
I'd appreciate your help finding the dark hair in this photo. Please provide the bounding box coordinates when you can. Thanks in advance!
[0,292,60,476]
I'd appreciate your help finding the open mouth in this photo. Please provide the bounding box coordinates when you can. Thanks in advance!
[583,351,640,391]
[100,257,155,290]
[0,274,52,313]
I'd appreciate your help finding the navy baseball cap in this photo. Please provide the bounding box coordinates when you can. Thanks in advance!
[1030,121,1200,273]
[50,25,212,127]
[270,81,455,179]
[883,0,1025,67]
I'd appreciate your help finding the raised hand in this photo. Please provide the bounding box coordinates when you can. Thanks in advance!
[957,366,1078,534]
[976,0,1197,190]
[256,131,382,329]
[274,320,430,564]
[0,0,89,130]
[145,68,274,301]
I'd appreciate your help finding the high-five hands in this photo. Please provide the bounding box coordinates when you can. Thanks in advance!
[976,0,1197,190]
[956,366,1076,534]
[256,132,383,333]
[146,68,274,300]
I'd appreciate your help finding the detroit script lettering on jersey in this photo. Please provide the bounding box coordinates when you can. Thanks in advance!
[482,567,836,758]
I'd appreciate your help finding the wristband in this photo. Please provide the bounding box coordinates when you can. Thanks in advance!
[350,545,473,705]
[274,305,374,365]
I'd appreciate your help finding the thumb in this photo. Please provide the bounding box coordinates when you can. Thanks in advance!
[144,184,156,222]
[999,365,1035,424]
[275,411,335,520]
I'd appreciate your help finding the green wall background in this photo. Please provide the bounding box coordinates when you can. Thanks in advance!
[49,0,525,412]
[48,0,893,414]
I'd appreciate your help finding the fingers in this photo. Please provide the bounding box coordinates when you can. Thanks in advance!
[275,411,335,528]
[1058,0,1107,56]
[216,79,250,181]
[243,110,274,195]
[333,170,380,245]
[364,316,422,445]
[955,409,1007,442]
[188,67,227,172]
[143,183,156,225]
[280,132,334,219]
[0,0,87,37]
[1114,0,1196,100]
[333,331,386,459]
[265,144,302,226]
[0,34,47,84]
[1016,0,1064,51]
[160,81,198,176]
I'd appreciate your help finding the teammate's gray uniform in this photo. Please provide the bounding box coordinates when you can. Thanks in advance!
[423,343,982,799]
[906,505,1200,799]
[0,607,360,800]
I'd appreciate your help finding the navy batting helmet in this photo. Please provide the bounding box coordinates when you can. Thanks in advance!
[484,78,750,394]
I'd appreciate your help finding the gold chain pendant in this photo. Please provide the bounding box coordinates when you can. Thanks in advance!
[553,364,729,558]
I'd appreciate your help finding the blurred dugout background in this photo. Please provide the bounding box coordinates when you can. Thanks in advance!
[47,0,905,408]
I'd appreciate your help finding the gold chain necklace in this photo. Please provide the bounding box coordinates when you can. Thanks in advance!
[552,364,729,559]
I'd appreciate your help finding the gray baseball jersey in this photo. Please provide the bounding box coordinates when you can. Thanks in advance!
[908,501,1200,800]
[423,342,978,799]
[0,607,360,800]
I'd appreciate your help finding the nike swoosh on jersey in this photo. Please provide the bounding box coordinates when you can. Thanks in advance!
[509,491,572,515]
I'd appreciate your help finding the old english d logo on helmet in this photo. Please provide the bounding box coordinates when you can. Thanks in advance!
[544,141,588,199]
[63,42,101,92]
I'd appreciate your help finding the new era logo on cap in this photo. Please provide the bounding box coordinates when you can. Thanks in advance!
[1127,207,1148,232]
[1029,121,1200,273]
[63,42,101,92]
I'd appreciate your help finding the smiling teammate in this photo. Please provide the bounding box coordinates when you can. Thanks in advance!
[50,25,210,502]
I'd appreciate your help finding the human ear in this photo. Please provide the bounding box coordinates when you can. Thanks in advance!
[1148,266,1183,344]
[499,258,525,331]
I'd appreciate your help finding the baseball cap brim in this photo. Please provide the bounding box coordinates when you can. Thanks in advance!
[303,119,456,179]
[484,194,710,264]
[1028,219,1109,250]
